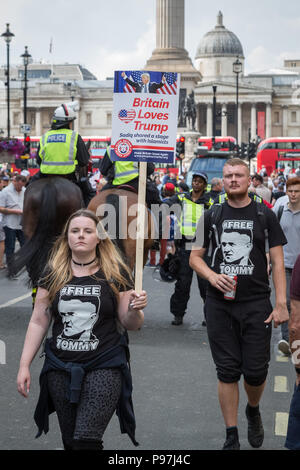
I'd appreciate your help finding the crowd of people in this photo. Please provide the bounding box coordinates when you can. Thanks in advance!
[1,143,300,450]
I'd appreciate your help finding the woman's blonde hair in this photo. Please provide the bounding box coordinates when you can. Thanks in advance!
[41,209,133,302]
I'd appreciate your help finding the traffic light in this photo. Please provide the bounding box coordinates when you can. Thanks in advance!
[24,135,31,155]
[248,142,256,159]
[178,136,185,157]
[240,142,247,158]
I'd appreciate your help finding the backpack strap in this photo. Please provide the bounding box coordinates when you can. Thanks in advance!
[255,202,269,253]
[277,204,284,223]
[208,203,223,266]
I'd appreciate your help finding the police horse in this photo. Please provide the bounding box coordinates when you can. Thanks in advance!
[9,177,83,299]
[88,187,155,270]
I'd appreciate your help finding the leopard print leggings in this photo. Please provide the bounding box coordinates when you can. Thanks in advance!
[47,368,122,450]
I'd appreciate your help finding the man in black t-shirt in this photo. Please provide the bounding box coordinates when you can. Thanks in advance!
[190,158,289,450]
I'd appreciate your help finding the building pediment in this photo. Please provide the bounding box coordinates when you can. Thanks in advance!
[195,79,272,95]
[194,79,273,104]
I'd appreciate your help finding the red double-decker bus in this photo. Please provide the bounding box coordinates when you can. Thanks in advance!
[256,137,300,176]
[12,135,111,175]
[198,136,236,151]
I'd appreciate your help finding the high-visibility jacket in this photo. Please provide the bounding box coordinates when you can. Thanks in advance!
[177,193,205,238]
[39,129,78,174]
[106,146,139,185]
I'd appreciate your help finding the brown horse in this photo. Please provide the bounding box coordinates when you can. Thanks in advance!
[9,177,83,287]
[88,188,155,270]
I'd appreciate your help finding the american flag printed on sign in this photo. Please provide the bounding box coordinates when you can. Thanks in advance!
[123,71,177,95]
[118,109,136,124]
[156,72,177,95]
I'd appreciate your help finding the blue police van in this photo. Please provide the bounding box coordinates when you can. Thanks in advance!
[186,149,234,188]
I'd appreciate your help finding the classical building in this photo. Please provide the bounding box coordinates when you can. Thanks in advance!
[0,63,114,137]
[0,2,300,145]
[193,11,300,144]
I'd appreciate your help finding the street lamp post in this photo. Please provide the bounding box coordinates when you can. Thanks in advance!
[20,46,31,129]
[212,85,217,150]
[1,23,14,138]
[233,56,242,148]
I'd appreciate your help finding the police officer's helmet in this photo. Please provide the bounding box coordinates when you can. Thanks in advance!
[52,103,77,128]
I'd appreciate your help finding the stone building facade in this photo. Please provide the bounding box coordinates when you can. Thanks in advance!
[0,2,299,145]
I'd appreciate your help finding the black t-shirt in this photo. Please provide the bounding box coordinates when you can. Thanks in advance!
[202,200,287,301]
[39,269,132,363]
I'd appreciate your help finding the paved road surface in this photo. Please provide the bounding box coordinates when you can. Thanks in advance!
[0,265,295,451]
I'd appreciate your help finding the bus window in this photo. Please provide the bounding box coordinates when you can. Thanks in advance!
[277,142,293,149]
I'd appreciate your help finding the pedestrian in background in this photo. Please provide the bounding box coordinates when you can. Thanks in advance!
[190,158,288,450]
[17,209,147,450]
[0,177,5,269]
[285,254,300,450]
[273,177,300,356]
[207,177,223,201]
[0,174,26,271]
[166,171,213,326]
[250,174,272,203]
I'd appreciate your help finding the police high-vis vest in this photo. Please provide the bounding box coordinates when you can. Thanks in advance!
[177,194,204,237]
[39,129,78,175]
[107,146,139,185]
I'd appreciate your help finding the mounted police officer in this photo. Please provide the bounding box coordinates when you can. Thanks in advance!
[165,171,214,325]
[33,103,95,206]
[99,146,161,208]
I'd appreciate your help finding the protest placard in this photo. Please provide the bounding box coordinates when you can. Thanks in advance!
[111,70,180,291]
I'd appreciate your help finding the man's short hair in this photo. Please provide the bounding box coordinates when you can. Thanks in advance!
[223,158,250,174]
[286,177,300,189]
[252,174,264,184]
[14,174,26,183]
[211,177,222,188]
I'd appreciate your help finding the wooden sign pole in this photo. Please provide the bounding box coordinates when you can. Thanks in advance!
[135,162,147,292]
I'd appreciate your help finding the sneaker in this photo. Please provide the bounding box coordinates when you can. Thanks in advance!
[246,405,264,448]
[145,262,156,268]
[222,434,240,450]
[278,339,291,356]
[171,316,183,326]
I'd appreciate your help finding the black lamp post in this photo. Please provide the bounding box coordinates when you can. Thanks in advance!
[212,85,217,150]
[1,23,14,138]
[233,56,242,147]
[20,46,31,128]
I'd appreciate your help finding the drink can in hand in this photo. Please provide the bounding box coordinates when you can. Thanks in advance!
[224,275,237,300]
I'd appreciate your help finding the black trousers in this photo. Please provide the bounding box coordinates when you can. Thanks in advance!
[205,296,273,386]
[170,246,208,318]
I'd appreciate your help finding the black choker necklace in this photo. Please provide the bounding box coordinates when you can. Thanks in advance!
[72,257,97,267]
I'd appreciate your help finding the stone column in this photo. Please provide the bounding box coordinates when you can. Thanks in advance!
[251,103,257,141]
[156,0,184,49]
[221,103,227,136]
[238,103,242,145]
[282,105,288,136]
[35,109,41,136]
[266,102,272,138]
[206,103,213,136]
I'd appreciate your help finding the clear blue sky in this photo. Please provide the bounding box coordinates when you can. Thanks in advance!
[1,0,300,79]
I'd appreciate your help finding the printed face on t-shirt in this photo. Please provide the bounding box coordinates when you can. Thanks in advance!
[221,230,253,264]
[58,298,98,338]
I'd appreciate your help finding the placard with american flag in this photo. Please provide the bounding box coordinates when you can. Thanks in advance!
[111,70,180,163]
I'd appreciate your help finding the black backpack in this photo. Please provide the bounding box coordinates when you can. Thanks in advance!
[207,201,270,267]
